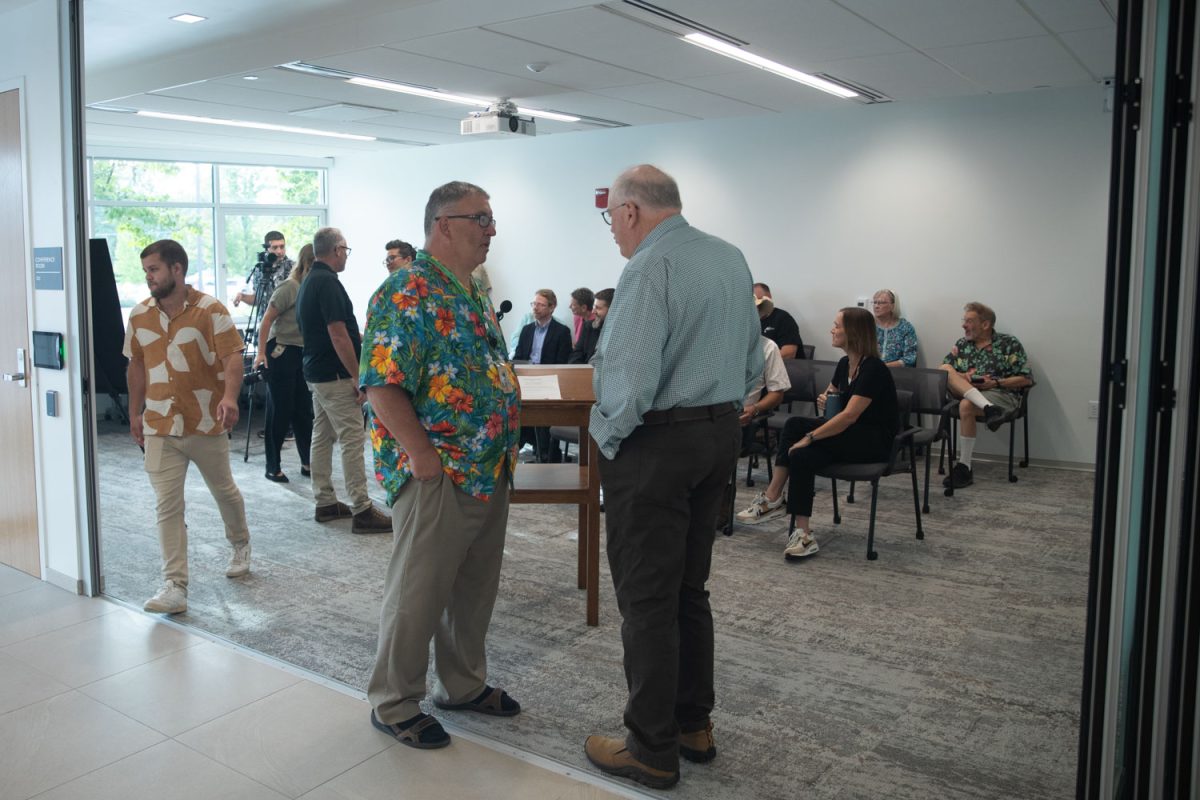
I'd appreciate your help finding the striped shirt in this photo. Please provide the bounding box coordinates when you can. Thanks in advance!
[123,286,244,437]
[590,215,764,459]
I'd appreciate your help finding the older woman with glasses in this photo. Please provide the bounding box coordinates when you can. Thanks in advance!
[872,289,918,367]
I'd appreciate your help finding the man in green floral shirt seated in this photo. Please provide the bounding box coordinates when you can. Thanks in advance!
[939,301,1033,488]
[360,181,522,750]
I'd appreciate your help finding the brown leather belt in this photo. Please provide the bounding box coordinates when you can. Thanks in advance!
[641,402,737,426]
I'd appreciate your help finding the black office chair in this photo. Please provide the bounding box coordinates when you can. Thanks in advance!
[941,381,1035,496]
[891,368,957,512]
[787,389,923,560]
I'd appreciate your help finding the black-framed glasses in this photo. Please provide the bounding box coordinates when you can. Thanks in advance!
[337,244,352,255]
[438,213,496,229]
[601,201,632,225]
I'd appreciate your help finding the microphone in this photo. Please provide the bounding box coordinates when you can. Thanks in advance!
[496,299,512,321]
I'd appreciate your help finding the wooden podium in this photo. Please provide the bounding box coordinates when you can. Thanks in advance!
[511,364,602,626]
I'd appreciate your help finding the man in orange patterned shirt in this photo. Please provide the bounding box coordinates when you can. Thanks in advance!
[124,239,252,615]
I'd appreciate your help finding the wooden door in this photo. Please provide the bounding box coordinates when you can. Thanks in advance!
[0,88,41,577]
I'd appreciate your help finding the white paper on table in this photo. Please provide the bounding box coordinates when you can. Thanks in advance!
[517,374,562,400]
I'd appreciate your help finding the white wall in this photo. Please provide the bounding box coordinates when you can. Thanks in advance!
[2,0,90,591]
[332,85,1110,466]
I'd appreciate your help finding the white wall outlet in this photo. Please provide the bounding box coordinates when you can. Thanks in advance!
[1088,400,1099,419]
[857,296,870,308]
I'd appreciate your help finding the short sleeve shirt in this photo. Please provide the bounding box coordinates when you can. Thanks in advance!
[297,261,361,382]
[360,251,521,503]
[266,279,303,347]
[942,332,1031,387]
[831,355,899,442]
[744,337,791,406]
[122,286,244,437]
[760,307,804,354]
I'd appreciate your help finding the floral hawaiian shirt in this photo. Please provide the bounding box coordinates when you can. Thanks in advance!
[943,332,1031,388]
[360,251,520,503]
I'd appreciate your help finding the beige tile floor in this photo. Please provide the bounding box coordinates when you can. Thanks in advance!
[0,564,636,800]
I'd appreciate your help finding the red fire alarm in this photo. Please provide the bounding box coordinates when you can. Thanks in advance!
[594,187,609,209]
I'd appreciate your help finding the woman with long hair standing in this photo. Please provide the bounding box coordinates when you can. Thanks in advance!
[253,242,315,482]
[736,307,898,559]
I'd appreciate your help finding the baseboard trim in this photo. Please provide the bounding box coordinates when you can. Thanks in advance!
[971,454,1095,472]
[44,567,84,595]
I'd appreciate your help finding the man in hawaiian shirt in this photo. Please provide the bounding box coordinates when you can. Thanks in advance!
[361,181,522,750]
[940,301,1033,488]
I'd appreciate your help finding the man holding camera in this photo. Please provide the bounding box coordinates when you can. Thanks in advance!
[940,301,1032,489]
[233,231,293,308]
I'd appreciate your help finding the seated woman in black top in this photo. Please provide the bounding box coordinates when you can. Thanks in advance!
[735,307,898,559]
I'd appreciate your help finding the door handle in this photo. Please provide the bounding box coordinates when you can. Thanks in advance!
[3,348,27,387]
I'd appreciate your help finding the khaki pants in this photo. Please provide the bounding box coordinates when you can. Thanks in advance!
[309,378,371,513]
[367,471,511,723]
[144,433,250,589]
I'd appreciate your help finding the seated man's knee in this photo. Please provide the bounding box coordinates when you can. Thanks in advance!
[958,398,974,419]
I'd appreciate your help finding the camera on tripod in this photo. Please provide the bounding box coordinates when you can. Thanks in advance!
[256,243,279,268]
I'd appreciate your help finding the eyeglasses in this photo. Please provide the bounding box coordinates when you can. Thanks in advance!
[337,245,352,255]
[530,302,550,309]
[872,299,892,305]
[437,213,496,228]
[383,254,406,265]
[601,202,632,225]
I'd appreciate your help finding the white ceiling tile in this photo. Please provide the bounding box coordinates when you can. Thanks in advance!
[150,82,336,113]
[678,71,852,113]
[591,82,771,119]
[1059,26,1116,79]
[837,0,1045,49]
[398,27,651,90]
[811,50,984,100]
[503,91,698,126]
[486,7,747,81]
[1021,0,1115,32]
[928,35,1094,92]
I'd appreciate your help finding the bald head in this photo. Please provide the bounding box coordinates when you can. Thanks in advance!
[605,164,683,258]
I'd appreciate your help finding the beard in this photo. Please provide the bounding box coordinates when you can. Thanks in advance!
[149,273,176,299]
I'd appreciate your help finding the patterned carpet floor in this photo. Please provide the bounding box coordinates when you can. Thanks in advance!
[95,416,1090,799]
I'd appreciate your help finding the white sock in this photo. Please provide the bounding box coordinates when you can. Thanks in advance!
[958,436,976,469]
[964,388,991,410]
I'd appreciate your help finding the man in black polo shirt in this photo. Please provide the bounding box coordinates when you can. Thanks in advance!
[753,282,805,359]
[296,226,391,533]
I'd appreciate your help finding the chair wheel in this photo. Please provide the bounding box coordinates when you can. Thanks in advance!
[867,551,878,561]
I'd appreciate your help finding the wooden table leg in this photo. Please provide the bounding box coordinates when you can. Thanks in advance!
[586,439,600,626]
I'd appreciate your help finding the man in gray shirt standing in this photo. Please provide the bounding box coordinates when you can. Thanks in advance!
[586,165,762,790]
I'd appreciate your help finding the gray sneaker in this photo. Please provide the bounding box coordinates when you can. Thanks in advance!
[735,491,785,524]
[226,542,251,578]
[783,528,819,560]
[144,580,187,614]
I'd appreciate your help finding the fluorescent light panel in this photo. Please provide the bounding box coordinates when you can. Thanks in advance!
[136,110,376,141]
[170,13,206,24]
[343,73,580,122]
[681,33,857,99]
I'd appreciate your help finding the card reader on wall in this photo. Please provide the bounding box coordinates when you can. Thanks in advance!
[32,331,65,369]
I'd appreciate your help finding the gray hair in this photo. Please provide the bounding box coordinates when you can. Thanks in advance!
[611,164,682,211]
[424,181,490,236]
[313,227,343,258]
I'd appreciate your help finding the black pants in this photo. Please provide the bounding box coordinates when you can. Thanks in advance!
[264,342,314,475]
[776,416,890,517]
[519,426,561,462]
[598,407,739,771]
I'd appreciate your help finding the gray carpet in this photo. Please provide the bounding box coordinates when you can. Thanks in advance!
[95,415,1088,799]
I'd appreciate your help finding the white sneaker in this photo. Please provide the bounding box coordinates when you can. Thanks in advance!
[735,492,785,524]
[783,528,819,559]
[144,581,187,614]
[226,542,251,578]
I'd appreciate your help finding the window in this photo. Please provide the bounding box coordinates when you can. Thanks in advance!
[88,158,327,320]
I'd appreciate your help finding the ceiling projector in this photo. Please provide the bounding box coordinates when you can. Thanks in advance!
[461,101,536,137]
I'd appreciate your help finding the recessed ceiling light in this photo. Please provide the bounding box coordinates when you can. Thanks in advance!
[135,110,376,141]
[243,76,259,81]
[681,33,857,99]
[170,13,206,23]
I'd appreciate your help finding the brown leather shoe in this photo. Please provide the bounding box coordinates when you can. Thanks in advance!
[314,501,353,523]
[584,735,679,790]
[351,505,392,534]
[680,720,716,763]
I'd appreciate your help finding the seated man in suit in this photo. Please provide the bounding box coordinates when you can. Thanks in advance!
[514,289,573,461]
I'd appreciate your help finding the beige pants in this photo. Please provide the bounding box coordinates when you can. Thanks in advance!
[144,433,250,589]
[368,471,511,723]
[309,377,371,513]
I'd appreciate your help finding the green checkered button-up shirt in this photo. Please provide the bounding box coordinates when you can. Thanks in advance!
[590,215,764,459]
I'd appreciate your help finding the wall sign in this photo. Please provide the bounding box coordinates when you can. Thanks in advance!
[34,247,64,291]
